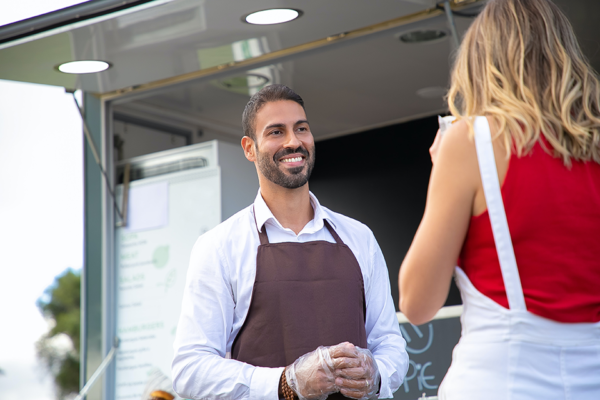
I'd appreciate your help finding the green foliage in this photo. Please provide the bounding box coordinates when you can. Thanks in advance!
[36,269,81,399]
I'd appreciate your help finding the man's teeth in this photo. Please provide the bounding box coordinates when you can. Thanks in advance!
[281,157,303,163]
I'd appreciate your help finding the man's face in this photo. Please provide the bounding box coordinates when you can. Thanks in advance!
[252,100,315,189]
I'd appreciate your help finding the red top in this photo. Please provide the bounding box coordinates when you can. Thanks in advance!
[459,140,600,323]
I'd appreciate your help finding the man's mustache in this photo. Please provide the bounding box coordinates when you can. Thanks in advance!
[273,146,309,162]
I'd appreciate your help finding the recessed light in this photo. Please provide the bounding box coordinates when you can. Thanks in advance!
[399,30,447,44]
[416,86,447,99]
[244,9,301,25]
[218,73,270,89]
[57,60,111,74]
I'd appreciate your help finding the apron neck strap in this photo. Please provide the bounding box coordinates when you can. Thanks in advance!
[473,116,526,312]
[253,206,343,246]
[324,220,343,245]
[253,206,270,245]
[257,225,269,245]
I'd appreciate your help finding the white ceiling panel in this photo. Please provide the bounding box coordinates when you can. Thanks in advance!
[119,13,476,140]
[110,0,600,141]
[0,0,430,92]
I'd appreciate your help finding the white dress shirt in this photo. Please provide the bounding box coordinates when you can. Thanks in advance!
[172,190,408,400]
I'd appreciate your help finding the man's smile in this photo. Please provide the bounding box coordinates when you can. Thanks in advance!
[281,156,303,163]
[279,154,305,167]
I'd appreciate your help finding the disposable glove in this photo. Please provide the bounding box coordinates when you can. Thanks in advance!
[333,346,380,400]
[285,346,337,400]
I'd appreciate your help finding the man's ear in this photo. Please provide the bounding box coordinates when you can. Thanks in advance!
[241,136,256,162]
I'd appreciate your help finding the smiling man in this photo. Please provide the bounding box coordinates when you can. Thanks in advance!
[172,85,408,400]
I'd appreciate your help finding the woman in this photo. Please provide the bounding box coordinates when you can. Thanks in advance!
[399,0,600,398]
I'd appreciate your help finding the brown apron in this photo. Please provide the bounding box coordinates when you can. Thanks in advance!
[232,214,368,399]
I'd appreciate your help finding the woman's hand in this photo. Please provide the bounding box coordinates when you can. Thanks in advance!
[429,129,442,164]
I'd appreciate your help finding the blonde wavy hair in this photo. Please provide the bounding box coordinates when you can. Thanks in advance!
[447,0,600,165]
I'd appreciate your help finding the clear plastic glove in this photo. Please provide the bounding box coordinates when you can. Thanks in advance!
[333,345,380,400]
[286,346,338,400]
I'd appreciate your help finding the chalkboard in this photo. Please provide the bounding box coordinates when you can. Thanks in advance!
[393,306,462,400]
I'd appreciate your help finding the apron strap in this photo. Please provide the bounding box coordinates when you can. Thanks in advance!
[253,205,344,246]
[257,220,341,245]
[473,116,526,312]
[257,225,269,245]
[252,206,270,245]
[324,220,343,245]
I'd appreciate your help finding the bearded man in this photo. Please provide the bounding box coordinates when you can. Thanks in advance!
[172,84,408,400]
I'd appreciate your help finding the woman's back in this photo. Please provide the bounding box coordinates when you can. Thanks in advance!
[459,139,600,323]
[399,0,600,398]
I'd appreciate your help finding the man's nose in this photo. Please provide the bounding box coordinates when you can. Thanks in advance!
[283,130,302,148]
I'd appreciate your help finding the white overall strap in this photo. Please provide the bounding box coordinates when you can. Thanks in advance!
[473,116,526,311]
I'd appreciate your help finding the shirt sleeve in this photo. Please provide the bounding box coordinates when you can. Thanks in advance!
[364,233,409,399]
[171,232,283,400]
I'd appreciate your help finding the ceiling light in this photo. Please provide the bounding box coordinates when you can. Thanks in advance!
[244,9,301,25]
[57,60,111,74]
[416,86,447,99]
[399,30,447,44]
[218,73,270,89]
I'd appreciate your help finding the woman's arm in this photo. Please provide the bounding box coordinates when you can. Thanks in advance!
[399,120,480,325]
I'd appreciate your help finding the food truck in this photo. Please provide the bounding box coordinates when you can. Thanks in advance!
[1,1,594,399]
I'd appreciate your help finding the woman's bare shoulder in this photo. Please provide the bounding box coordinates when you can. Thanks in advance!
[444,118,472,143]
[436,119,479,174]
[438,116,508,216]
[439,117,507,173]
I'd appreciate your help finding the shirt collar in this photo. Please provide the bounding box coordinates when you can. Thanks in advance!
[252,188,336,233]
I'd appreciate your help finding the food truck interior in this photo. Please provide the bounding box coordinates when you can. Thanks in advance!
[1,1,598,399]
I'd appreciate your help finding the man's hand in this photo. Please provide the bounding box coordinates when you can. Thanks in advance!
[285,346,337,400]
[331,343,380,400]
[285,343,380,400]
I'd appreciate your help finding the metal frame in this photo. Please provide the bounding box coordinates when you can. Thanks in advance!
[0,0,176,51]
[0,0,159,44]
[102,99,117,400]
[82,92,108,400]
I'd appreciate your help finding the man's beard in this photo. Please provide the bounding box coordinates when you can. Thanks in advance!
[256,145,315,189]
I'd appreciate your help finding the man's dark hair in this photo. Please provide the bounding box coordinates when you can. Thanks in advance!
[242,84,305,140]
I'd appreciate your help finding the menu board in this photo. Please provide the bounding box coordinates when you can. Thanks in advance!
[114,167,221,400]
[393,307,462,400]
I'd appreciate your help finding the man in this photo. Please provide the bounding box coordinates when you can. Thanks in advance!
[172,85,408,400]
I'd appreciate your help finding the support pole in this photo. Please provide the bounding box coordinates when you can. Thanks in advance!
[69,90,124,223]
[74,337,120,400]
[443,1,461,49]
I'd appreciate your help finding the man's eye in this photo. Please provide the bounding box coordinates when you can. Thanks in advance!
[270,130,282,135]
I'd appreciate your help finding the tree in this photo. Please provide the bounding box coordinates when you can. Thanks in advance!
[37,269,81,399]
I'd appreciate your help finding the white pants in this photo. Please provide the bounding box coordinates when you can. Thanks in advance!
[438,269,600,400]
